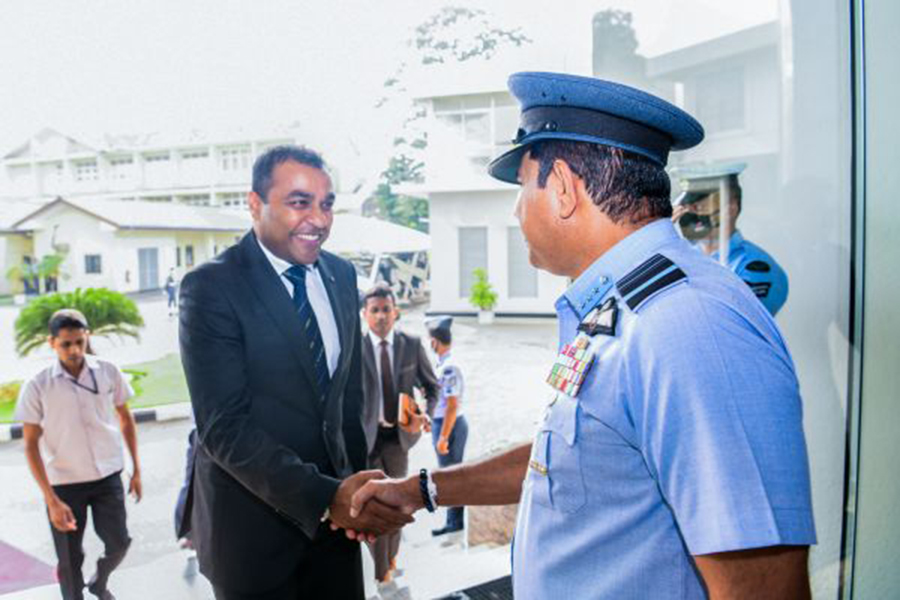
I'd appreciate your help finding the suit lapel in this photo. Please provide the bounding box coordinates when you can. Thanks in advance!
[392,332,405,391]
[238,233,323,407]
[363,333,377,383]
[316,255,348,403]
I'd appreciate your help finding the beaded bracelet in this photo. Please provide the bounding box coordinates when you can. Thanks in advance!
[419,468,436,513]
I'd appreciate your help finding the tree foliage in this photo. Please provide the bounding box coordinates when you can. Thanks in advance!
[14,288,145,356]
[591,10,648,89]
[370,7,531,232]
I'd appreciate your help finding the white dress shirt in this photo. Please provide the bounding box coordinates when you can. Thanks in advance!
[256,237,341,375]
[14,356,134,486]
[367,329,396,425]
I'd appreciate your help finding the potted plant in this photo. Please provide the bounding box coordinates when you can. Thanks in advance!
[469,268,498,324]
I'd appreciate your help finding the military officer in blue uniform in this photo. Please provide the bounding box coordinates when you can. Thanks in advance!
[350,72,816,599]
[424,316,469,536]
[671,162,790,315]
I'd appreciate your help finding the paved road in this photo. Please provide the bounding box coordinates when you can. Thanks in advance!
[1,311,559,598]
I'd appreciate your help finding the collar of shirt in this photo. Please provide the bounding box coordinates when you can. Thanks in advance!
[369,328,395,350]
[50,355,100,380]
[437,351,452,367]
[255,234,317,279]
[559,219,682,320]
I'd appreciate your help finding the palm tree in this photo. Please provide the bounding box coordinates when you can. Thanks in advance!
[14,288,145,356]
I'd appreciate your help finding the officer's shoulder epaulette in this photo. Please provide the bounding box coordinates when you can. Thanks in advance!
[616,253,687,311]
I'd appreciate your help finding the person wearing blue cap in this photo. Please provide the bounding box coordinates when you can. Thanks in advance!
[423,315,469,536]
[671,163,790,315]
[350,72,815,599]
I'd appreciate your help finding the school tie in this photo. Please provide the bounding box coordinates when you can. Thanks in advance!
[284,265,331,401]
[380,340,397,424]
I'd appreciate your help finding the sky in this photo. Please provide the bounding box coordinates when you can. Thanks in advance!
[0,0,778,188]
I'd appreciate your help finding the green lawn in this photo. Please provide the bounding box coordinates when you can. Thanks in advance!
[0,353,189,423]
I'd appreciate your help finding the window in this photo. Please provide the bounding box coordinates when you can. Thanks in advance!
[219,192,248,207]
[179,194,211,206]
[458,227,487,298]
[176,246,182,267]
[185,245,194,267]
[219,145,251,171]
[109,156,134,180]
[180,148,209,160]
[73,160,98,182]
[84,254,102,274]
[508,227,537,298]
[694,68,745,134]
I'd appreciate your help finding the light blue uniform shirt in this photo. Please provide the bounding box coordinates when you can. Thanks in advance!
[711,230,789,316]
[433,352,464,420]
[512,219,815,599]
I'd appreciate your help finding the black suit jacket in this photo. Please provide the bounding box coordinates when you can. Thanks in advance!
[361,331,439,454]
[179,231,367,592]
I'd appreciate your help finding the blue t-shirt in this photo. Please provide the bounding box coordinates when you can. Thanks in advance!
[512,219,815,599]
[711,230,789,316]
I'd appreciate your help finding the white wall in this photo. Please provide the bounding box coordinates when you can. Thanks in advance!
[0,233,32,295]
[429,190,566,315]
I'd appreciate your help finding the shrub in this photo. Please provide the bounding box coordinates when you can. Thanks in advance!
[14,288,145,356]
[468,268,498,311]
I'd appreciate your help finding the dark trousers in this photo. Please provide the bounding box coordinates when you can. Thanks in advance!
[49,472,131,600]
[432,415,469,530]
[366,427,409,580]
[212,526,364,599]
[174,428,197,540]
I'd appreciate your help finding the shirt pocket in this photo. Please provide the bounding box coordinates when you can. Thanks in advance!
[529,395,586,514]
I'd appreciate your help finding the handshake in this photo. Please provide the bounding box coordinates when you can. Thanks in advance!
[326,470,424,543]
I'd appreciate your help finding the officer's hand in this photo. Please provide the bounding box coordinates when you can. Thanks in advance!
[329,470,414,542]
[47,496,77,532]
[350,476,423,521]
[671,205,690,224]
[437,437,450,455]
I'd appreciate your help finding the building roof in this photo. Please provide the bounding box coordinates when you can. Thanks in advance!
[12,197,251,232]
[646,21,779,78]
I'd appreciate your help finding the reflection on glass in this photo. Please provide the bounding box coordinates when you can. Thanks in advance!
[671,162,789,316]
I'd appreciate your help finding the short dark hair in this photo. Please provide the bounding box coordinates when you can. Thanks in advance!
[429,327,452,346]
[48,310,88,337]
[363,283,396,308]
[529,140,672,225]
[252,145,327,201]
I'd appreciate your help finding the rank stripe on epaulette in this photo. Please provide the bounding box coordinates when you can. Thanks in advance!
[617,254,671,295]
[623,263,686,310]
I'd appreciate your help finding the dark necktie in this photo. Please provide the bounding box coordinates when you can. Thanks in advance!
[380,340,397,424]
[284,265,331,401]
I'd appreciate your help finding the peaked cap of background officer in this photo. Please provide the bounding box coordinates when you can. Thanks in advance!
[669,162,747,206]
[488,71,705,184]
[424,315,453,336]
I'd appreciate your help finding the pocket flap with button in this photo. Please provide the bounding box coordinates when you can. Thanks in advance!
[541,394,578,445]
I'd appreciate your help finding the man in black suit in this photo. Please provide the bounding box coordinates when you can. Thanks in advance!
[360,283,439,584]
[179,145,412,599]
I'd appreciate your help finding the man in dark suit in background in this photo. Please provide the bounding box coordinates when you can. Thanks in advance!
[360,283,439,585]
[179,146,412,600]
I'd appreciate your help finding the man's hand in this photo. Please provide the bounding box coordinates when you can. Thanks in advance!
[329,470,414,542]
[350,475,423,521]
[129,470,143,502]
[671,205,691,224]
[47,496,77,532]
[436,436,449,455]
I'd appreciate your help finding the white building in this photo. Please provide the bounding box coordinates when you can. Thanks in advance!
[0,125,363,209]
[3,197,248,295]
[648,22,783,218]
